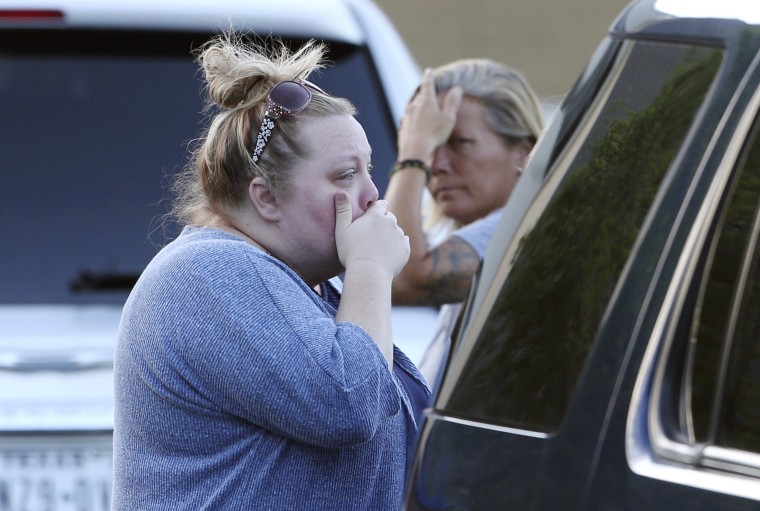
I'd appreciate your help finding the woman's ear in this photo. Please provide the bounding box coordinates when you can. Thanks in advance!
[249,177,281,221]
[515,139,535,168]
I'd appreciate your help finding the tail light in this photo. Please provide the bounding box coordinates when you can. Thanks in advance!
[0,10,64,21]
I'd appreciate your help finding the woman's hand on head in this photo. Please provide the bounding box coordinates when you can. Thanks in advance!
[334,193,410,279]
[397,68,463,162]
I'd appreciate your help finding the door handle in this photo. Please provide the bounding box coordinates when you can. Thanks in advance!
[0,349,113,372]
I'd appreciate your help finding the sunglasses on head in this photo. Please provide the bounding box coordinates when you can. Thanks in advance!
[251,79,326,163]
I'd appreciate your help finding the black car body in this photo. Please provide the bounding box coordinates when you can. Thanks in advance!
[405,0,760,508]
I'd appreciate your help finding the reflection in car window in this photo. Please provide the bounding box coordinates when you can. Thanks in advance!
[0,30,395,304]
[688,116,760,454]
[442,43,722,432]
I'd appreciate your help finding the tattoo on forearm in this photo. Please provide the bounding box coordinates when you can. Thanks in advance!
[426,237,480,305]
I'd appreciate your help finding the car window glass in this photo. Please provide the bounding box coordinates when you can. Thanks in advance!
[0,30,395,304]
[440,42,722,432]
[687,116,760,454]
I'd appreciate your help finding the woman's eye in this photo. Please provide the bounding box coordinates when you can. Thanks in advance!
[367,162,374,174]
[448,138,472,153]
[340,169,357,180]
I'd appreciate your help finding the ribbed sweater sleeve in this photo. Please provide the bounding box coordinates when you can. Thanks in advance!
[117,228,400,449]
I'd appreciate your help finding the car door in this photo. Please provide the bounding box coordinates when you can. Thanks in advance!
[405,27,749,511]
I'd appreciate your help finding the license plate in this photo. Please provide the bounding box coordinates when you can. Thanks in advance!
[0,436,112,511]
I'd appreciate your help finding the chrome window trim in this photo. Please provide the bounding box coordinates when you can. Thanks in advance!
[425,411,549,439]
[702,446,760,478]
[627,50,760,500]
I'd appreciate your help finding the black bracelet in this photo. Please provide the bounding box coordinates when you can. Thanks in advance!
[390,159,431,182]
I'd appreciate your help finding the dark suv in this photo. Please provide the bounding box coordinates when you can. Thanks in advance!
[405,0,760,509]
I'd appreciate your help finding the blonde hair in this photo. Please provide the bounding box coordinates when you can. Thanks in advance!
[423,59,545,235]
[172,31,355,226]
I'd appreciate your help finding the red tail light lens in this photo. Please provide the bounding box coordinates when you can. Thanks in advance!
[0,10,64,21]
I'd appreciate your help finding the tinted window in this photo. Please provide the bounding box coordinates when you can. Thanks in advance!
[0,30,396,304]
[686,115,760,455]
[441,43,722,431]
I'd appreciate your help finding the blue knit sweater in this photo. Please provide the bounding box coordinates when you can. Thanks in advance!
[112,226,428,510]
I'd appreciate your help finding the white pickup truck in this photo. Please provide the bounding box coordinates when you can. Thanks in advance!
[0,1,436,509]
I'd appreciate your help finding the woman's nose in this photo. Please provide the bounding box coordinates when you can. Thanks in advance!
[431,146,453,176]
[362,178,379,210]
